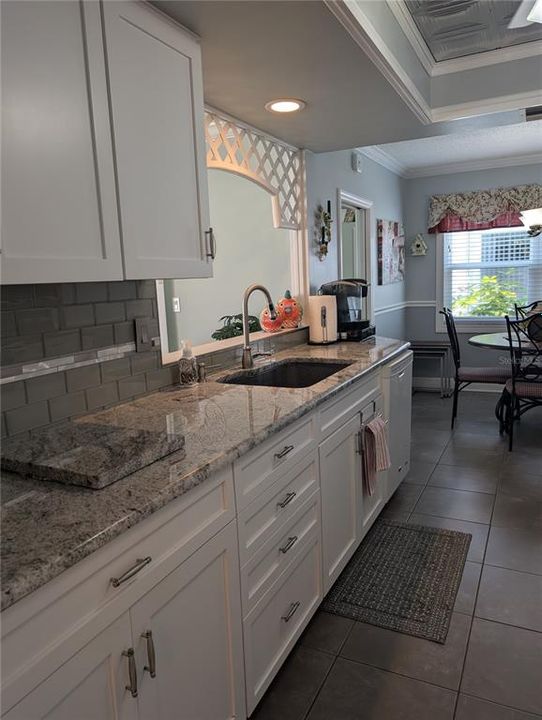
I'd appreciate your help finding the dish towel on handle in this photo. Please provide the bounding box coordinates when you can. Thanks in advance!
[363,417,391,496]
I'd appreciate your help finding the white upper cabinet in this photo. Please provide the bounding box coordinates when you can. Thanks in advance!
[1,0,123,284]
[103,2,212,280]
[1,1,212,285]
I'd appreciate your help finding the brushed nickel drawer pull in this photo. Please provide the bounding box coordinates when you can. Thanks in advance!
[205,228,216,259]
[141,630,157,678]
[277,491,296,509]
[279,536,298,554]
[111,557,152,588]
[122,648,138,697]
[282,601,300,622]
[275,444,294,460]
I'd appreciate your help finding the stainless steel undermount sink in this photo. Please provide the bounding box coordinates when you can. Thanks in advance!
[218,359,351,388]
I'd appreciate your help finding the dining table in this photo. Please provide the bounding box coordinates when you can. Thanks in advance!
[468,331,538,427]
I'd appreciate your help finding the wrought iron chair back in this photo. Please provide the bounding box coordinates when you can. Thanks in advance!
[505,313,542,386]
[439,308,461,375]
[515,300,542,320]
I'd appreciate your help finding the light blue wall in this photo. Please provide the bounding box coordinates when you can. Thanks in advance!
[305,149,406,339]
[403,162,542,373]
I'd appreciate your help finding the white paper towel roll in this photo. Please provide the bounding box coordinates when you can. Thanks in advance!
[307,296,338,344]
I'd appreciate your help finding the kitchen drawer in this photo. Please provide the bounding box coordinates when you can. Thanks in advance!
[237,450,319,566]
[241,492,320,616]
[234,414,317,510]
[1,466,235,709]
[243,533,321,714]
[318,373,379,440]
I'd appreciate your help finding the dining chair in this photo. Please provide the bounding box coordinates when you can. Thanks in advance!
[515,300,542,320]
[504,313,542,451]
[440,308,511,429]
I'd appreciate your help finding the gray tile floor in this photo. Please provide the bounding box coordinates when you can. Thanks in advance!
[251,392,542,720]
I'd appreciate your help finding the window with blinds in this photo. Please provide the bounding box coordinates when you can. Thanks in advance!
[442,227,542,318]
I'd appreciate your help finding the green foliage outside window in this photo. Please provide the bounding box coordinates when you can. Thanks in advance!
[211,314,261,341]
[452,274,526,317]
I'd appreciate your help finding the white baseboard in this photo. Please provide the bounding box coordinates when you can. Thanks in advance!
[413,376,503,394]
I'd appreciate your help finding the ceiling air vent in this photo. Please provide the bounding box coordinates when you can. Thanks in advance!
[526,106,542,121]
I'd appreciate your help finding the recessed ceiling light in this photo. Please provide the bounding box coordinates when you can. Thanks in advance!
[265,99,306,113]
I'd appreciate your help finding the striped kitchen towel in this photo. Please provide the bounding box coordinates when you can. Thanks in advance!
[363,416,391,496]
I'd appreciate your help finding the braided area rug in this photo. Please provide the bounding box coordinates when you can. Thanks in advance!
[322,518,471,643]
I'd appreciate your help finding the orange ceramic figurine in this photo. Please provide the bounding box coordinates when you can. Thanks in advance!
[277,290,303,328]
[260,305,285,332]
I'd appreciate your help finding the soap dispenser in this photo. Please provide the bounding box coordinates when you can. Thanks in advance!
[178,340,198,386]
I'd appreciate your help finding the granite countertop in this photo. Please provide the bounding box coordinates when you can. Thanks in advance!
[1,337,409,611]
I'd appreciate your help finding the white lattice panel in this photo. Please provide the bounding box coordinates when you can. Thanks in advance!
[204,109,303,230]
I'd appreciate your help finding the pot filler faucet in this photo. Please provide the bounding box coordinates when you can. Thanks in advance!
[242,284,277,369]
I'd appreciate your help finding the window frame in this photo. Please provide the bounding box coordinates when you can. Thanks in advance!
[435,231,510,334]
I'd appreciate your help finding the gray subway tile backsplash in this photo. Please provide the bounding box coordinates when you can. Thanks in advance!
[1,280,161,438]
[16,307,60,335]
[25,373,67,403]
[81,324,115,350]
[94,302,126,325]
[49,391,87,422]
[108,281,137,301]
[5,401,50,435]
[1,381,27,411]
[43,329,82,357]
[85,382,119,411]
[60,304,95,330]
[118,373,147,401]
[75,282,109,304]
[65,365,101,393]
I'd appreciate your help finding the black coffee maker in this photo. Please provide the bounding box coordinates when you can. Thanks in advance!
[318,279,375,341]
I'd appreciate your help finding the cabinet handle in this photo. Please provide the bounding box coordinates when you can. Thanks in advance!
[356,430,364,455]
[123,648,138,698]
[275,444,294,460]
[277,491,296,509]
[205,228,216,259]
[141,630,157,678]
[281,601,300,623]
[279,536,298,554]
[110,557,152,588]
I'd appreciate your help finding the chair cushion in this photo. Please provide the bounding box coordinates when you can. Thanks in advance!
[458,366,510,383]
[505,379,542,398]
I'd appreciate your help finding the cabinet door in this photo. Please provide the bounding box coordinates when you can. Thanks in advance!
[130,521,245,720]
[387,357,413,498]
[319,413,363,595]
[4,614,137,720]
[102,2,212,280]
[1,1,123,284]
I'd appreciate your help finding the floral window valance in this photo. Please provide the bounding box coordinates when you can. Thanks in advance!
[428,183,542,234]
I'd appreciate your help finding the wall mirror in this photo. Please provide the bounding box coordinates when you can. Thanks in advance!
[157,169,301,362]
[336,189,375,323]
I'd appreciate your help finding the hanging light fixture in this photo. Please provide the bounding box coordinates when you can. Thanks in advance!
[520,208,542,237]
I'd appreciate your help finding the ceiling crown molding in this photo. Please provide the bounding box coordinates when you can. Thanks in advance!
[361,146,542,179]
[360,146,407,176]
[431,89,542,122]
[403,152,542,178]
[324,0,432,124]
[386,0,542,76]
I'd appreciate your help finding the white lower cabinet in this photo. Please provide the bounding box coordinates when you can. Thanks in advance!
[5,522,245,720]
[319,412,363,595]
[2,354,412,720]
[243,534,322,715]
[131,520,245,720]
[4,613,136,720]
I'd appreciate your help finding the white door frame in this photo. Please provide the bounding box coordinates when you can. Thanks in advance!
[336,189,375,326]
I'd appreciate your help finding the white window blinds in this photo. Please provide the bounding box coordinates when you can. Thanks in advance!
[443,227,542,318]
